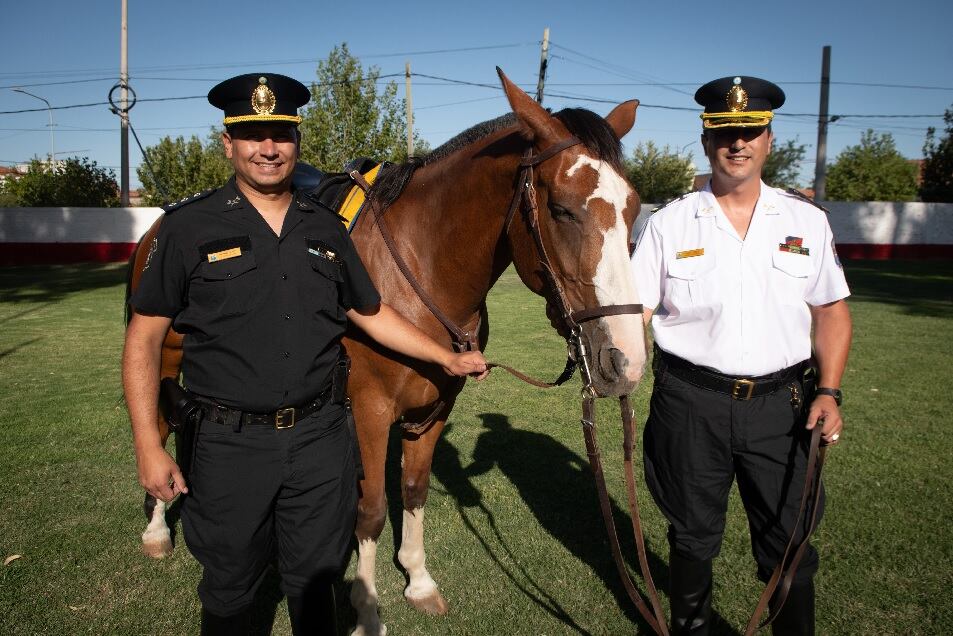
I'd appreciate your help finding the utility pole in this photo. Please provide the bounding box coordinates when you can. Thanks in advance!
[813,45,831,201]
[405,62,414,157]
[120,0,130,206]
[536,27,550,104]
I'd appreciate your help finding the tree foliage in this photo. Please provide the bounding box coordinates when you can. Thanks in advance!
[1,157,119,207]
[624,141,695,203]
[826,130,918,201]
[920,103,953,202]
[298,43,418,172]
[137,130,232,206]
[762,138,807,189]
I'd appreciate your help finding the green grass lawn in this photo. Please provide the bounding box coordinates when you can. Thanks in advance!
[0,260,951,635]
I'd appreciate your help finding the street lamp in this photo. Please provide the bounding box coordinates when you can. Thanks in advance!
[12,88,55,171]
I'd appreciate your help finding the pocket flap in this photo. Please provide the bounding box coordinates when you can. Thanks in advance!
[309,252,343,282]
[200,252,257,281]
[667,252,716,280]
[772,250,812,278]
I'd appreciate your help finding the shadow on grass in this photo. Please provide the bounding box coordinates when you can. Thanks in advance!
[0,263,128,305]
[430,413,739,635]
[843,259,953,318]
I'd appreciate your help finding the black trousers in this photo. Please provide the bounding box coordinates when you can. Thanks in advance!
[643,366,823,582]
[181,400,358,616]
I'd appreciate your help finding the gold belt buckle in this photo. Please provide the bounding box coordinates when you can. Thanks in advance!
[275,407,296,429]
[731,379,755,400]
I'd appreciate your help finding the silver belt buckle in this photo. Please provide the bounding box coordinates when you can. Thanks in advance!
[275,407,295,429]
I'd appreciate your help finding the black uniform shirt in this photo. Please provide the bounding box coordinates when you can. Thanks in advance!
[130,177,381,412]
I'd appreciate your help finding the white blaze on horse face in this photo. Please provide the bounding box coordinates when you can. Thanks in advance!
[566,155,647,382]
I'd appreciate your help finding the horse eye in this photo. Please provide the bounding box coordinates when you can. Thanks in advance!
[549,203,576,222]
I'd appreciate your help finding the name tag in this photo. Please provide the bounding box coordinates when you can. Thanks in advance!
[208,247,242,262]
[676,248,705,259]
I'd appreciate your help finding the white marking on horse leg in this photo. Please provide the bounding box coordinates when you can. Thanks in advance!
[397,507,448,615]
[141,498,173,559]
[350,538,387,636]
[567,156,647,382]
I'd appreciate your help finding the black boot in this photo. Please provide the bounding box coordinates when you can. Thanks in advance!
[288,586,337,636]
[770,578,815,636]
[200,606,251,636]
[669,551,712,635]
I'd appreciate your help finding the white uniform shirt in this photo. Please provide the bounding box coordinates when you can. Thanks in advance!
[630,181,850,376]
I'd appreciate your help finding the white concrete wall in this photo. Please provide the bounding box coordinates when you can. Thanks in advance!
[633,201,953,245]
[0,207,163,243]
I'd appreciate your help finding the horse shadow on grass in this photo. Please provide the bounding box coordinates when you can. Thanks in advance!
[425,412,739,635]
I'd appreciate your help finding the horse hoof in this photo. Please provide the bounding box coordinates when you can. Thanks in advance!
[350,622,387,636]
[141,529,173,559]
[405,589,449,616]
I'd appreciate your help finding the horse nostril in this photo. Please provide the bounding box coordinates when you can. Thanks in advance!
[599,347,627,381]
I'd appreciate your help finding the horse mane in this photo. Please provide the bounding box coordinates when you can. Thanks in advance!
[368,107,624,210]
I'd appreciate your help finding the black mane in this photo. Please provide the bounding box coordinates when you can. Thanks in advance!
[368,106,624,210]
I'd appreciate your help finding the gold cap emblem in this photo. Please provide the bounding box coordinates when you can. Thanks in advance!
[726,80,748,112]
[251,77,276,116]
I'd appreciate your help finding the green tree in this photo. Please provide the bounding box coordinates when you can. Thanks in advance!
[3,157,119,207]
[299,43,419,172]
[826,130,918,201]
[137,129,232,206]
[762,138,807,189]
[920,103,953,202]
[624,141,694,203]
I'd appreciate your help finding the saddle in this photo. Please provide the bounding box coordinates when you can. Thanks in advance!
[294,159,384,232]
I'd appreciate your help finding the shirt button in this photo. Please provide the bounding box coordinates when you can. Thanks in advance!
[283,351,290,358]
[284,313,292,320]
[281,273,288,280]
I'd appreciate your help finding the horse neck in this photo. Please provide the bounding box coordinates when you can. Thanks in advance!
[384,132,522,312]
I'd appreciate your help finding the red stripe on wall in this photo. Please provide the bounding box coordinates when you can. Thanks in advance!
[837,244,953,259]
[0,242,138,265]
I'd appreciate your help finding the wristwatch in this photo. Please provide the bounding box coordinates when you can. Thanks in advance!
[815,387,842,405]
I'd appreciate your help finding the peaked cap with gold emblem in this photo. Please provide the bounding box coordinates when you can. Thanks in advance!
[208,73,310,127]
[695,76,785,129]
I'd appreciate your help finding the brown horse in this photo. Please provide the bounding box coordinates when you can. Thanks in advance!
[128,70,648,633]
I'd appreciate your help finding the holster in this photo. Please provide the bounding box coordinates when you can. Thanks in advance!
[331,355,364,481]
[158,377,203,482]
[331,355,350,404]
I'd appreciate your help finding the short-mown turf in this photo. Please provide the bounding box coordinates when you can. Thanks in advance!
[0,260,950,635]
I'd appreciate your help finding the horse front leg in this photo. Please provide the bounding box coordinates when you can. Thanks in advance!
[351,407,391,636]
[398,415,450,616]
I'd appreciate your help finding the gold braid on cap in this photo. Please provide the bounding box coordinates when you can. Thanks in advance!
[222,114,303,126]
[700,111,774,129]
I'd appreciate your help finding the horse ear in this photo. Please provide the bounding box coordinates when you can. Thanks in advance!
[605,100,640,140]
[496,67,561,143]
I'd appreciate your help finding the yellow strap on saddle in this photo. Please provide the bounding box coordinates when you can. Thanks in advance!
[338,163,383,230]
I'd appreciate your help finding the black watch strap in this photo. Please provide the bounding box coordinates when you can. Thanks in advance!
[816,387,842,405]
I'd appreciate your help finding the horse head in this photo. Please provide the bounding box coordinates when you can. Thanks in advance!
[498,69,647,397]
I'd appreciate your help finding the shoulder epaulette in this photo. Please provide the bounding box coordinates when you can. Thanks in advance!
[651,191,695,214]
[162,188,216,213]
[782,188,829,214]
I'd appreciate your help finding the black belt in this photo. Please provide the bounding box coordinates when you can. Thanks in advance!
[196,386,334,430]
[655,346,809,400]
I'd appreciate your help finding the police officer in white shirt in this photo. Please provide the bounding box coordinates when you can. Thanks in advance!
[630,76,852,636]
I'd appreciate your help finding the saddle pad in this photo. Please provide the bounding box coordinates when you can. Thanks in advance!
[339,163,383,232]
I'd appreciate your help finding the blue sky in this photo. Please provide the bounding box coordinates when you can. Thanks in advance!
[2,0,951,191]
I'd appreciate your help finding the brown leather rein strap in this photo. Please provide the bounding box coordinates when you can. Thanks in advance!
[582,396,670,636]
[744,425,826,635]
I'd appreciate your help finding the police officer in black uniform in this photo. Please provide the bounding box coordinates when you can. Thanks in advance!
[631,76,853,635]
[123,73,488,635]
